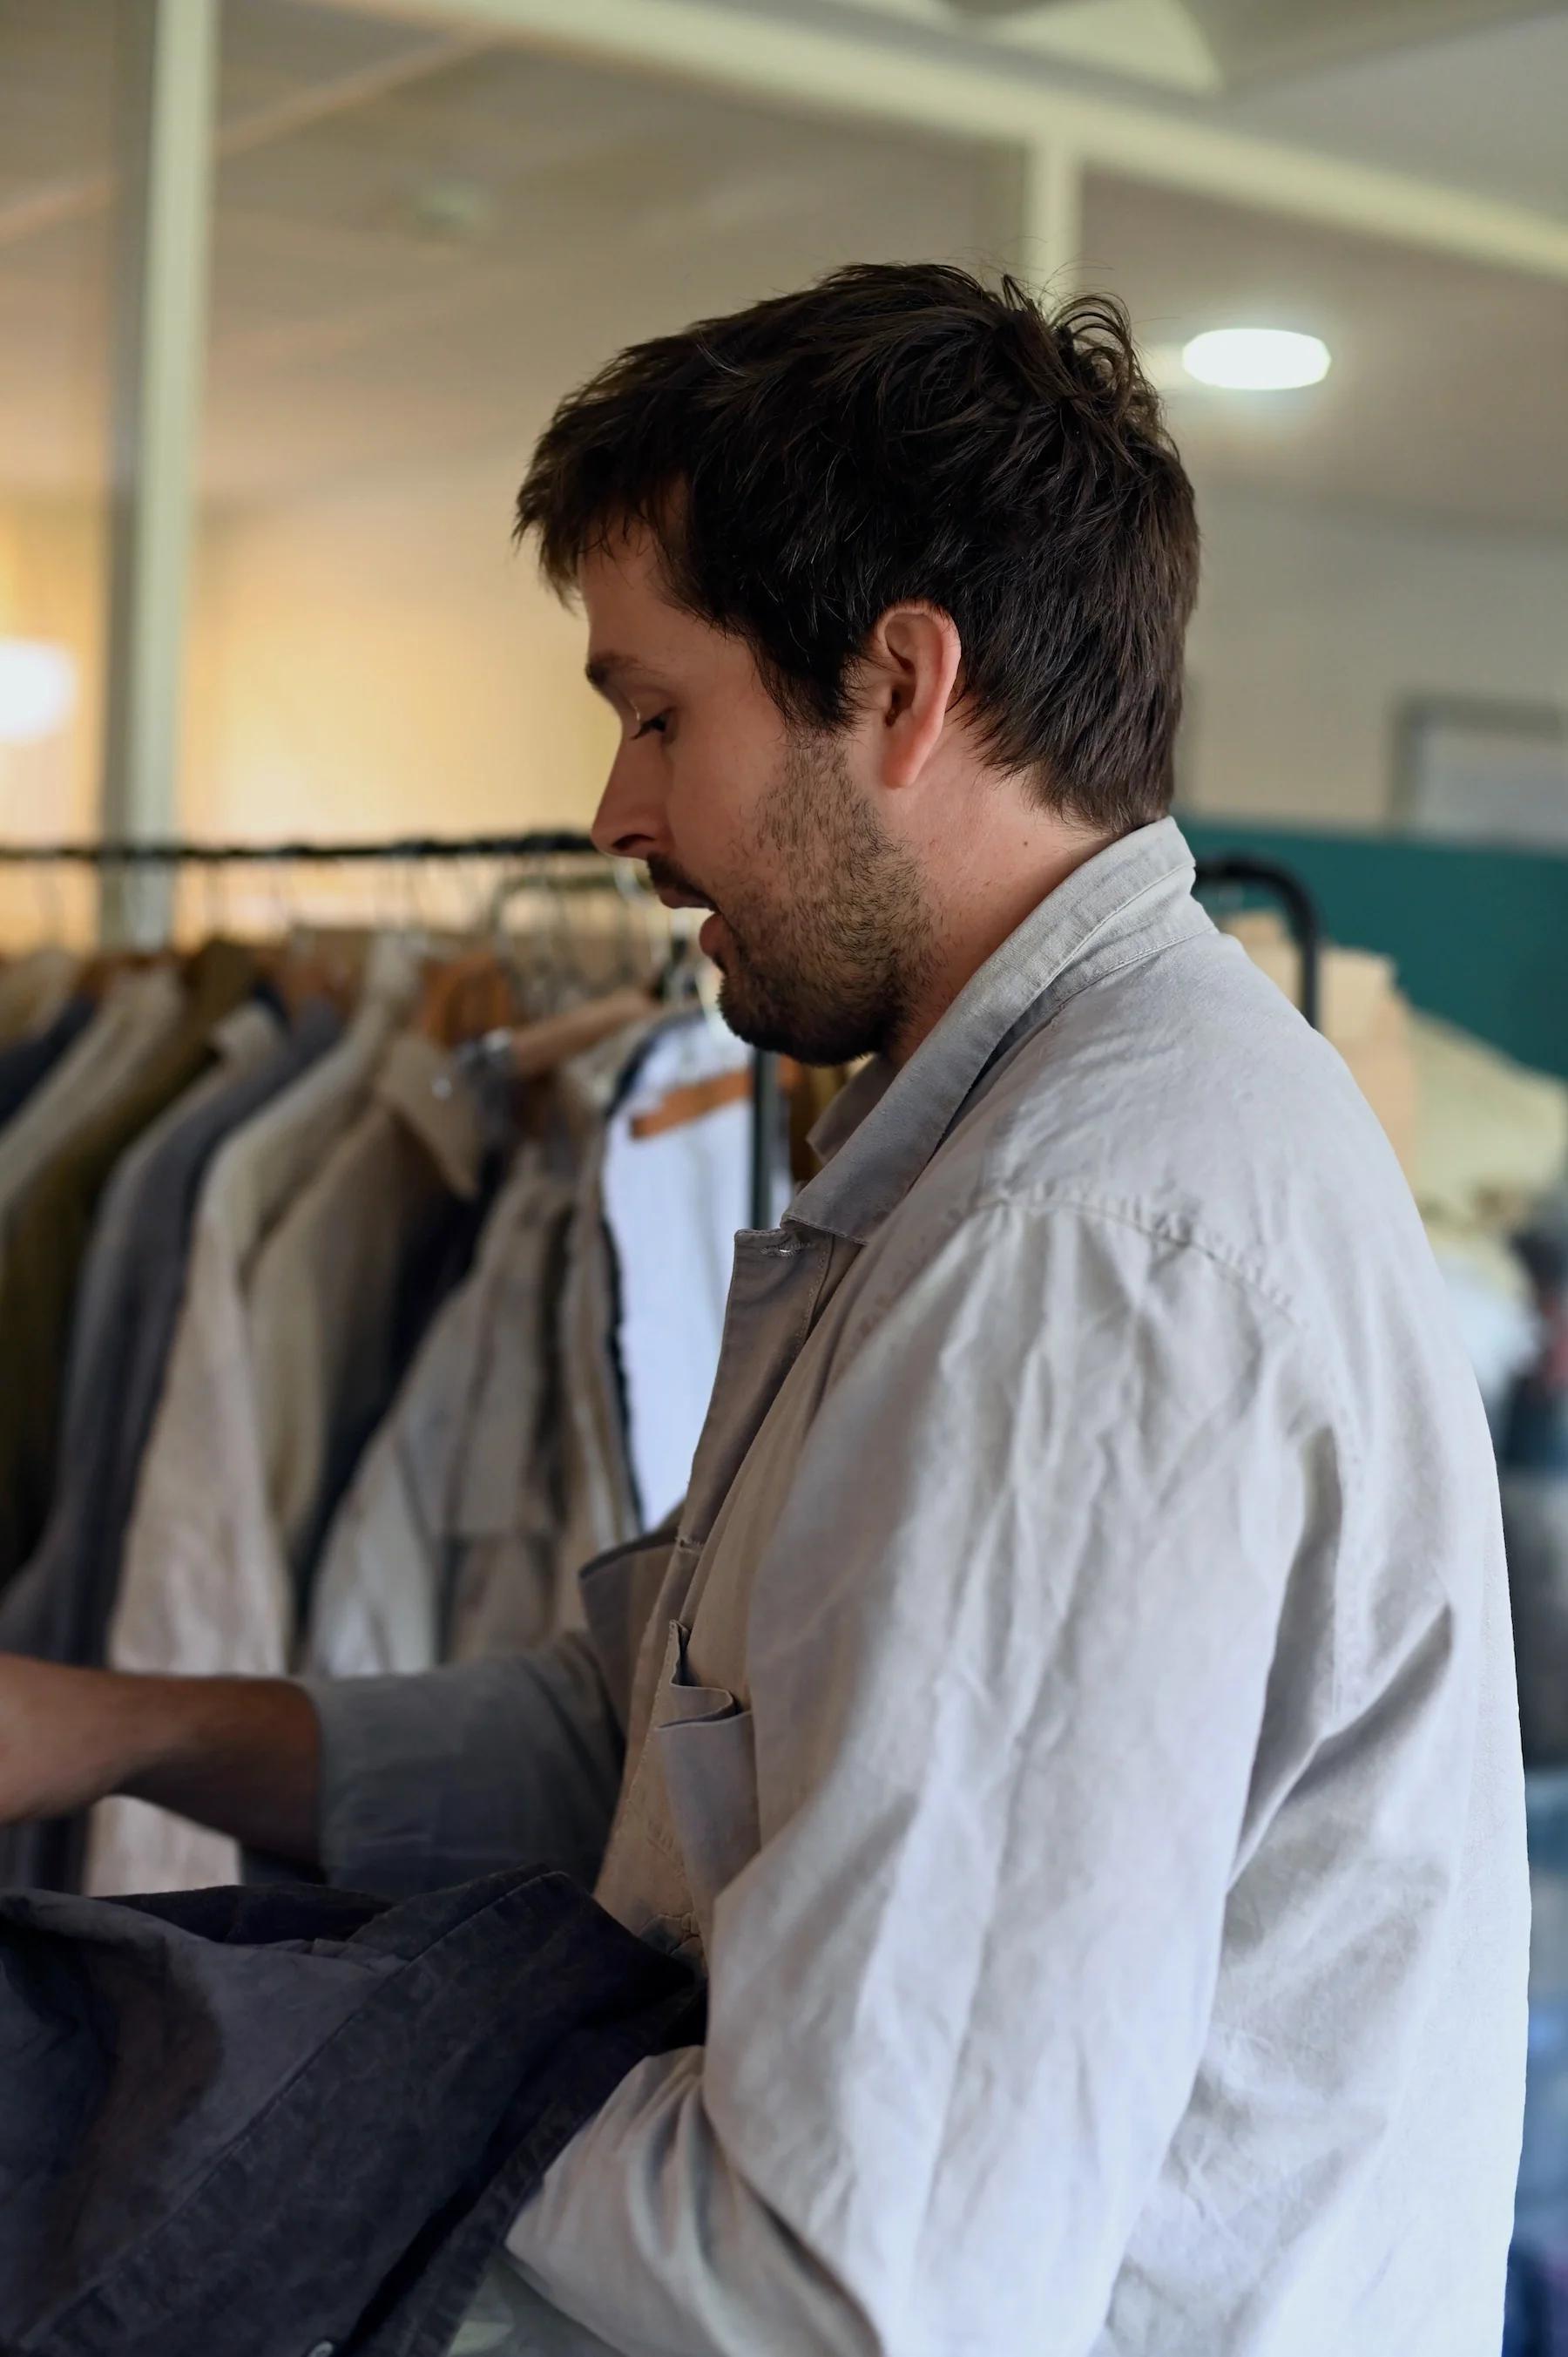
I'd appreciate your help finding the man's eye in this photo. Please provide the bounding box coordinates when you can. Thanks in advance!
[632,711,672,741]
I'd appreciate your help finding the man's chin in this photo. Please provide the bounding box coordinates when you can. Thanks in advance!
[715,973,848,1066]
[714,970,790,1059]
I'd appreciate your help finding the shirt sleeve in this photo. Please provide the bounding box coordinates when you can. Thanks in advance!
[502,1196,1339,2356]
[301,1628,624,1897]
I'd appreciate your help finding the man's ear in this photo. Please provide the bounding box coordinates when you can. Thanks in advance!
[858,603,963,792]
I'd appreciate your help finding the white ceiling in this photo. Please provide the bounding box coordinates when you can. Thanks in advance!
[1214,9,1568,217]
[0,0,1565,535]
[199,35,994,505]
[1083,172,1568,531]
[775,0,1568,213]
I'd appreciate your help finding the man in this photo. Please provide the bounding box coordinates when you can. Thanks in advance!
[0,265,1528,2352]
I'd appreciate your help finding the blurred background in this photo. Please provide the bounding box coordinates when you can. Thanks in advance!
[1,0,1566,2339]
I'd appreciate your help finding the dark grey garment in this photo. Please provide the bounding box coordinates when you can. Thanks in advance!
[306,1629,626,1900]
[0,997,95,1129]
[0,1002,341,1893]
[0,1867,700,2357]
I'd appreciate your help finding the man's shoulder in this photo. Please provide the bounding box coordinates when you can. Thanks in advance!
[936,931,1415,1268]
[846,926,1447,1411]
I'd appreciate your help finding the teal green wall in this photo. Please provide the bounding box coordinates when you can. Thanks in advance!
[1180,817,1568,1080]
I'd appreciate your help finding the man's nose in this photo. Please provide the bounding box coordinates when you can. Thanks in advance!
[591,745,666,863]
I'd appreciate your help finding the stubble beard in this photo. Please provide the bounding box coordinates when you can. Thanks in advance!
[711,728,937,1067]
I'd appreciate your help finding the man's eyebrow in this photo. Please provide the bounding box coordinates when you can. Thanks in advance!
[585,652,639,694]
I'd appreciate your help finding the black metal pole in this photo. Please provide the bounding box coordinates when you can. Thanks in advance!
[749,1051,781,1229]
[1193,855,1322,1033]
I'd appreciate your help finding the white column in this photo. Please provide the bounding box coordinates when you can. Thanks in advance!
[100,0,220,941]
[982,136,1084,301]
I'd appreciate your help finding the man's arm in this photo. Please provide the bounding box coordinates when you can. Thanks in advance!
[503,1198,1335,2355]
[0,1629,625,1896]
[303,1635,625,1895]
[0,1658,321,1859]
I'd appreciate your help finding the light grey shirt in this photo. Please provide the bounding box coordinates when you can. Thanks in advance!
[311,818,1528,2356]
[305,1147,576,1680]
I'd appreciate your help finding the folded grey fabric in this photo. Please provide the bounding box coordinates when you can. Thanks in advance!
[0,1866,700,2357]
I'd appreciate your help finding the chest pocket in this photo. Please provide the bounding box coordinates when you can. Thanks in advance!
[640,1620,760,1959]
[577,1527,681,1736]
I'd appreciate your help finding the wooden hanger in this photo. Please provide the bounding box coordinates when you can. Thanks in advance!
[416,950,520,1047]
[630,1067,754,1140]
[504,984,657,1078]
[631,1056,801,1141]
[73,946,170,1005]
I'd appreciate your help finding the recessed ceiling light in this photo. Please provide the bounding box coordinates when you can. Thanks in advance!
[1180,328,1331,391]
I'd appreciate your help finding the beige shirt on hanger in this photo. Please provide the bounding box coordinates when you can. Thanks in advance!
[88,936,422,1897]
[247,1027,489,1584]
[309,821,1526,2357]
[304,1013,677,1690]
[305,1146,576,1680]
[0,966,182,1218]
[0,945,80,1046]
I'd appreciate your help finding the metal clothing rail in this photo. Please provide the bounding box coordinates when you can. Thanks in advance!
[1193,854,1322,1033]
[0,826,783,1228]
[0,830,605,864]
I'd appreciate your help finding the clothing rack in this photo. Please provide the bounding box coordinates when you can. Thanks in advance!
[0,830,607,864]
[0,828,784,1229]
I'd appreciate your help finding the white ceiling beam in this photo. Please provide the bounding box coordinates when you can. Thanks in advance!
[0,27,493,255]
[326,0,1568,285]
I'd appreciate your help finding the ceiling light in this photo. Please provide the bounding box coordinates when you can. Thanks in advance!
[0,640,76,746]
[1179,328,1331,391]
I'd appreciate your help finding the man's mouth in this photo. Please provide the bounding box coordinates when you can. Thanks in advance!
[645,866,727,962]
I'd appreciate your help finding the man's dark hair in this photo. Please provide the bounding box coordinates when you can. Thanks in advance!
[517,261,1198,835]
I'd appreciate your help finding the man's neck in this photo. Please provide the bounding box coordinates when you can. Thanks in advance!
[888,822,1112,1069]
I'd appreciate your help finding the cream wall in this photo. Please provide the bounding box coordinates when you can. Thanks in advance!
[0,497,107,835]
[11,463,1568,914]
[187,443,617,850]
[1185,482,1568,828]
[193,461,1568,857]
[0,495,108,944]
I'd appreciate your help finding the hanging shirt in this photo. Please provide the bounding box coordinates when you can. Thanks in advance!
[91,938,422,1896]
[599,1015,774,1530]
[549,1023,663,1608]
[0,945,256,1591]
[0,1001,342,1897]
[0,965,182,1223]
[0,945,79,1048]
[246,1027,491,1596]
[310,819,1526,2357]
[0,994,94,1129]
[303,1015,753,1691]
[306,1148,576,1682]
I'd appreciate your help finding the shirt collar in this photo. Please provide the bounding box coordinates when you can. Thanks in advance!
[375,1030,489,1200]
[210,999,286,1067]
[791,816,1206,1244]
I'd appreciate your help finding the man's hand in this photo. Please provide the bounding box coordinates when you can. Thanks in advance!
[0,1656,322,1864]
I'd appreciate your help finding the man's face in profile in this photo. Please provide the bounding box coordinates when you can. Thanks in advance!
[582,527,931,1067]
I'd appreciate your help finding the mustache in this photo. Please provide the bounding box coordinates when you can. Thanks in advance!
[644,854,718,913]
